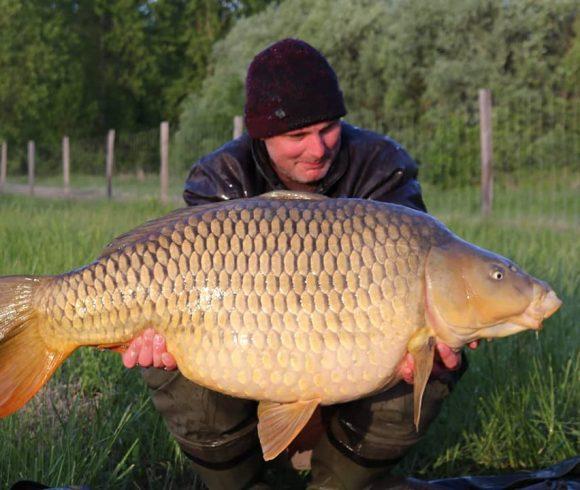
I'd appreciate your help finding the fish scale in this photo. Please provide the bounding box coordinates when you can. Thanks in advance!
[0,192,561,460]
[36,198,431,403]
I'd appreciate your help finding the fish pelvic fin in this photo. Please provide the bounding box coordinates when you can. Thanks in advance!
[257,399,320,461]
[96,342,129,354]
[0,275,74,417]
[407,327,436,432]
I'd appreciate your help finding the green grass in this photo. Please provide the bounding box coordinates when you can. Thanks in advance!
[395,215,579,477]
[3,173,187,203]
[423,164,580,228]
[0,187,578,488]
[0,198,193,489]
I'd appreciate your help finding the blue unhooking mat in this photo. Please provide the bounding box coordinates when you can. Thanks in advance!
[369,456,580,489]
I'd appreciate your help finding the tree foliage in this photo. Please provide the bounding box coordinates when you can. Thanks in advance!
[0,0,277,145]
[0,1,88,143]
[1,0,576,182]
[175,0,578,181]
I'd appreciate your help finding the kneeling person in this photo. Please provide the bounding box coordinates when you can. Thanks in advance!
[123,39,473,489]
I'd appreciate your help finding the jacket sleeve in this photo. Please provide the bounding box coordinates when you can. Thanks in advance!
[352,140,427,212]
[182,149,249,207]
[373,168,427,212]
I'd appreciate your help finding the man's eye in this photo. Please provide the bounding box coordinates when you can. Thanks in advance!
[322,123,339,134]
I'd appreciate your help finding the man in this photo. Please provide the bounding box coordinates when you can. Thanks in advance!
[124,39,475,489]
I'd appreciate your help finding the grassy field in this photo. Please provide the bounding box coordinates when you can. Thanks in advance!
[0,188,578,489]
[4,160,579,225]
[3,173,186,204]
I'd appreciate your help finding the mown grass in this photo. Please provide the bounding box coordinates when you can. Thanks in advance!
[395,213,579,478]
[0,184,578,488]
[0,197,192,489]
[4,173,186,203]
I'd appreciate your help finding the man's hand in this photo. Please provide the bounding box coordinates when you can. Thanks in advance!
[398,340,479,384]
[122,327,177,370]
[124,328,478,380]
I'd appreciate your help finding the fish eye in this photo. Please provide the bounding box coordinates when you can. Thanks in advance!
[491,268,504,281]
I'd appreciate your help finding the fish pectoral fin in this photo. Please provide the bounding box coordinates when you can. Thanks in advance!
[96,342,129,354]
[257,398,320,461]
[407,327,436,432]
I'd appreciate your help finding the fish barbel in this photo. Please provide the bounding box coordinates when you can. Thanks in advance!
[0,192,562,460]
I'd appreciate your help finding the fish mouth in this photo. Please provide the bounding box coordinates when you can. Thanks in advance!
[464,289,562,341]
[426,283,562,346]
[543,290,563,317]
[505,288,562,331]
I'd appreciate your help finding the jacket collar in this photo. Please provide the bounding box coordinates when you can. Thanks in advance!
[250,121,350,194]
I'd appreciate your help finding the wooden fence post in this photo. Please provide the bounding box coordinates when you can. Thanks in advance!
[63,135,70,197]
[0,142,6,193]
[28,140,35,196]
[479,89,493,217]
[106,130,115,199]
[233,116,244,139]
[160,121,169,204]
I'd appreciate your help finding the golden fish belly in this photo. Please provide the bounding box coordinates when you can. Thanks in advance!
[37,198,449,404]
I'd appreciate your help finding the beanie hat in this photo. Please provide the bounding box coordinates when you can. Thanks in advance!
[244,38,347,139]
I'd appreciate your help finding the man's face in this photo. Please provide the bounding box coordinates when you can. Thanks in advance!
[263,120,341,191]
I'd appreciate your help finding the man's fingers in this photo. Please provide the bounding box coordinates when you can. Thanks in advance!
[161,352,178,370]
[153,334,165,368]
[400,342,465,383]
[121,329,176,370]
[398,353,414,384]
[436,342,461,371]
[138,331,154,367]
[122,336,143,368]
[154,334,177,370]
[122,346,139,368]
[468,340,480,350]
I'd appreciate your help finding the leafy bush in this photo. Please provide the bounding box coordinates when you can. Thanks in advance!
[174,0,578,184]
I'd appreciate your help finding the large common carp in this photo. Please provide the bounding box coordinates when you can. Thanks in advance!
[0,192,561,460]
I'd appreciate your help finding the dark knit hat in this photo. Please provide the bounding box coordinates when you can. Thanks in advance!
[244,38,347,139]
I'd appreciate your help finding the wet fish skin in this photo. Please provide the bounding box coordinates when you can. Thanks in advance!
[32,197,446,404]
[0,193,562,460]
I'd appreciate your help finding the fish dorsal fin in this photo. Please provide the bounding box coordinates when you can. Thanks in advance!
[257,399,320,461]
[259,190,328,201]
[98,201,226,259]
[407,327,436,431]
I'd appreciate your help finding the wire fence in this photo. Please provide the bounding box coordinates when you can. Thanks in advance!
[0,94,578,233]
[363,93,579,232]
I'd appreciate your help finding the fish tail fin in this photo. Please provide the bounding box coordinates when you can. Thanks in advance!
[0,275,73,417]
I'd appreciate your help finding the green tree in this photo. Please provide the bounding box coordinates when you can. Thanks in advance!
[0,1,89,144]
[0,0,277,148]
[72,0,159,132]
[150,0,235,123]
[149,0,279,123]
[173,0,390,167]
[174,0,578,180]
